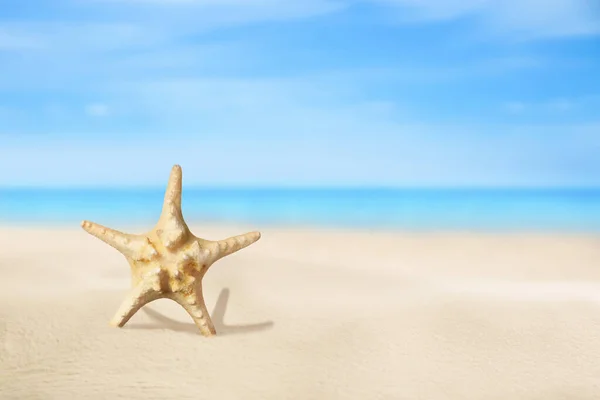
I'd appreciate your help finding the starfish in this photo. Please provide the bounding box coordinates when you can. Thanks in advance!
[81,165,261,337]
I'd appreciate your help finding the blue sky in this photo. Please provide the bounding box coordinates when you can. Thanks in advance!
[0,0,598,187]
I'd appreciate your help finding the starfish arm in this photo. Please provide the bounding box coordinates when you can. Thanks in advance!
[81,220,135,255]
[155,164,190,249]
[110,283,158,327]
[174,291,216,337]
[81,220,158,261]
[161,164,183,215]
[209,231,261,263]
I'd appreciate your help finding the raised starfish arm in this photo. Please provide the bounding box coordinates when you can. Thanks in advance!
[161,164,183,213]
[155,164,191,250]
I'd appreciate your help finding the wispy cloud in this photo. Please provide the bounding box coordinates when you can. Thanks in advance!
[503,101,527,114]
[85,103,110,117]
[484,0,600,39]
[545,99,575,112]
[0,22,163,53]
[79,0,600,41]
[502,95,599,117]
[83,56,544,133]
[372,0,487,22]
[375,0,600,39]
[74,0,347,28]
[1,120,598,187]
[0,29,44,50]
[0,0,598,187]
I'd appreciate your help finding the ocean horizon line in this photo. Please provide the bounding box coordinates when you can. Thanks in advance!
[1,186,599,232]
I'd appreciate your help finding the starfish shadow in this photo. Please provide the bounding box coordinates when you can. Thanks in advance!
[126,288,274,336]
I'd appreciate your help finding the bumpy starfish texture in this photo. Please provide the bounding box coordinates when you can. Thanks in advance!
[81,165,261,337]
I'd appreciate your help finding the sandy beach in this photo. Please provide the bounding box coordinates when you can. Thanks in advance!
[2,225,600,400]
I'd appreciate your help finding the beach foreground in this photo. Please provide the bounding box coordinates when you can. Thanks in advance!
[2,225,600,400]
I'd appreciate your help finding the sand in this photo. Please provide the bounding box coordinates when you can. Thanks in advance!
[2,225,600,400]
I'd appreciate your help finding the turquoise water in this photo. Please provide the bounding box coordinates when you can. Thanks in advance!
[1,188,600,232]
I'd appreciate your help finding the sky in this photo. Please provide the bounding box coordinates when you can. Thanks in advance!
[0,0,599,187]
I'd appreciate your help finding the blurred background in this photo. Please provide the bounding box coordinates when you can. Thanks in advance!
[0,0,599,230]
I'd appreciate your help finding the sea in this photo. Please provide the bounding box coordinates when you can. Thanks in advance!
[1,188,600,232]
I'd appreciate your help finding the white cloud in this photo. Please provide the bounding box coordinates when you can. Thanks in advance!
[95,62,544,134]
[503,101,527,114]
[1,66,598,187]
[0,22,161,53]
[373,0,488,22]
[546,99,575,112]
[502,96,600,115]
[374,0,600,39]
[486,0,600,39]
[1,72,598,187]
[0,30,44,50]
[0,0,347,89]
[85,103,111,117]
[1,121,599,187]
[0,0,345,58]
[87,0,599,41]
[74,0,346,28]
